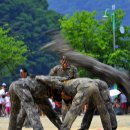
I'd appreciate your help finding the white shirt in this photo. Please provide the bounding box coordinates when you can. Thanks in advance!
[0,89,5,95]
[49,98,55,109]
[119,93,127,103]
[0,89,5,104]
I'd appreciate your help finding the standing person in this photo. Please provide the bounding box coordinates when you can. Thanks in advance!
[14,68,63,130]
[19,67,32,128]
[5,92,11,117]
[49,56,78,79]
[49,55,78,118]
[0,83,6,117]
[119,91,127,114]
[8,75,63,130]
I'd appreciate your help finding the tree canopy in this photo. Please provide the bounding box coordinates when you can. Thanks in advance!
[0,27,27,80]
[60,10,130,75]
[0,0,62,79]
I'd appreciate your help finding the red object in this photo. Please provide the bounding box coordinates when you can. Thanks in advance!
[55,102,62,108]
[121,103,127,109]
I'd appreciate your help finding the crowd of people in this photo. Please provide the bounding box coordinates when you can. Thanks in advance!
[112,91,130,115]
[48,92,130,116]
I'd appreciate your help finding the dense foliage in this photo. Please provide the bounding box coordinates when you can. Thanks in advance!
[0,0,61,82]
[0,28,27,80]
[60,10,130,76]
[0,0,130,83]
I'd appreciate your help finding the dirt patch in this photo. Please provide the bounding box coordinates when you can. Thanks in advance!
[1,115,130,130]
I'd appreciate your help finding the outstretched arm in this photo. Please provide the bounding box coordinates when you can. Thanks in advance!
[35,75,64,90]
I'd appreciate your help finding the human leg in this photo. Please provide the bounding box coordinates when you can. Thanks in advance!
[13,84,43,130]
[61,88,87,130]
[17,107,27,130]
[38,97,62,130]
[62,99,71,121]
[8,91,20,130]
[78,102,95,130]
[92,85,112,130]
[98,80,117,130]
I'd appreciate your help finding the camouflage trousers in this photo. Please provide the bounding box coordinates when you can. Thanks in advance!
[61,81,112,130]
[23,116,31,128]
[79,80,117,130]
[8,82,43,130]
[62,99,72,121]
[17,97,62,130]
[8,81,62,130]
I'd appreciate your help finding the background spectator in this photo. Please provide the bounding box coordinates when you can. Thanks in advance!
[0,83,6,117]
[5,92,11,117]
[118,91,127,114]
[112,97,123,115]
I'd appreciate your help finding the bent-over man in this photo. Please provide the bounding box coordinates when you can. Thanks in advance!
[49,55,78,119]
[36,76,112,130]
[8,76,63,130]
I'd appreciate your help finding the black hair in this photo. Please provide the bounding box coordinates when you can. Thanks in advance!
[20,67,29,76]
[61,55,67,60]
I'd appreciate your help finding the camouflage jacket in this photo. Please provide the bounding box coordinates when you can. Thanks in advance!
[49,64,78,79]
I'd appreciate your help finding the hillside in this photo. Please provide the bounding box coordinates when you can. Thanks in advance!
[48,0,130,25]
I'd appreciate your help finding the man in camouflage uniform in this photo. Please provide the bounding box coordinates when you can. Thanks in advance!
[8,76,64,130]
[49,56,117,129]
[36,76,112,130]
[49,56,78,119]
[19,67,32,128]
[9,74,114,130]
[59,78,117,130]
[78,80,117,130]
[49,56,78,79]
[49,56,117,130]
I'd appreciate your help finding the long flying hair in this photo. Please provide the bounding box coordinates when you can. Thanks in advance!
[41,34,130,101]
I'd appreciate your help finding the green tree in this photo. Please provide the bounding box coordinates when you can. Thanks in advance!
[0,0,62,76]
[60,10,130,76]
[0,27,27,80]
[98,9,130,69]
